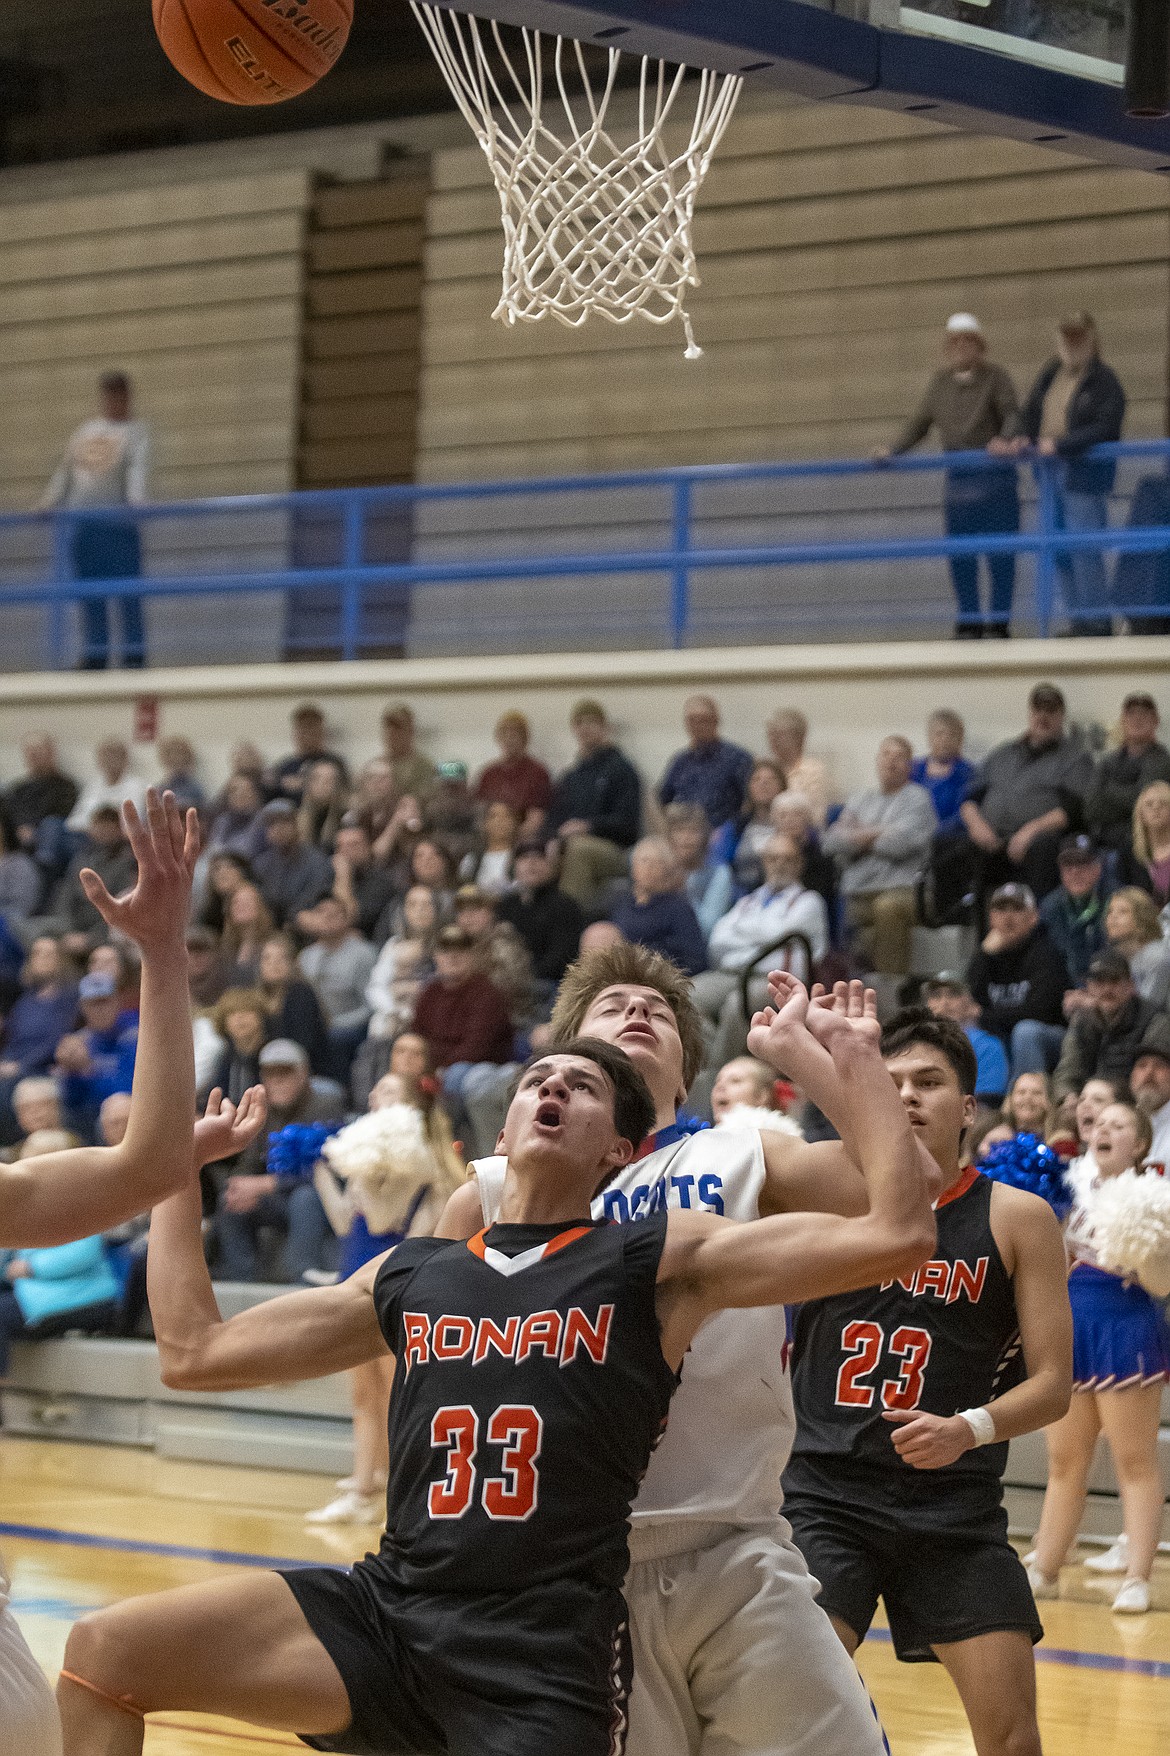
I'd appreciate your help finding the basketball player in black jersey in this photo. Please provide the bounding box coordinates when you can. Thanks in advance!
[783,1007,1073,1756]
[58,991,935,1756]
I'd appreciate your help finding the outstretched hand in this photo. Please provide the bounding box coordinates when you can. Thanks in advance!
[746,969,810,1066]
[802,978,881,1054]
[78,789,199,955]
[193,1086,269,1169]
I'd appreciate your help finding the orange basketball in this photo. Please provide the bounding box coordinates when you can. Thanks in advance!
[152,0,352,105]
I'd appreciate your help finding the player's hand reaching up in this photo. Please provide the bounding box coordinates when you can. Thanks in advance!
[193,1087,269,1170]
[883,1408,977,1469]
[746,969,811,1066]
[78,789,199,956]
[804,979,881,1056]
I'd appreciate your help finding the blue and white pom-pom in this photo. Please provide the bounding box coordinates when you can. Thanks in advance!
[979,1132,1072,1219]
[267,1119,346,1183]
[1084,1168,1170,1299]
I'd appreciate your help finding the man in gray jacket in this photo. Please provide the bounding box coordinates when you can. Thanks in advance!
[824,736,936,975]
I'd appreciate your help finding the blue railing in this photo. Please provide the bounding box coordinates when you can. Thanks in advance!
[2,441,1170,668]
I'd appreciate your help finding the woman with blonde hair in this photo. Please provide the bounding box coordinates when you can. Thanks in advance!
[1028,1100,1170,1613]
[1000,1071,1057,1143]
[305,1037,464,1524]
[1121,779,1170,904]
[1103,886,1170,1008]
[221,883,275,982]
[297,759,350,853]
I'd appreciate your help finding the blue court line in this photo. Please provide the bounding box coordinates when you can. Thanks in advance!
[866,1625,1170,1681]
[6,1520,1170,1681]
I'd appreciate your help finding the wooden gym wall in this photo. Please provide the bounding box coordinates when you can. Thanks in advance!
[417,92,1170,482]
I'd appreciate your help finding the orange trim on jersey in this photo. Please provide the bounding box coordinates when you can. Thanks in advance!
[467,1223,594,1262]
[935,1163,982,1210]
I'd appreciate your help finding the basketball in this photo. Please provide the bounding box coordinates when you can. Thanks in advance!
[152,0,352,105]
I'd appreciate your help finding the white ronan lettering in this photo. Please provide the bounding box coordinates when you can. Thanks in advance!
[403,1306,615,1370]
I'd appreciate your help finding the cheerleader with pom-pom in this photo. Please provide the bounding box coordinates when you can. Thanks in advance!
[304,1066,465,1525]
[1028,1101,1170,1613]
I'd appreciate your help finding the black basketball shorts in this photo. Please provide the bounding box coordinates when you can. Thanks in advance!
[784,1482,1043,1664]
[280,1560,633,1756]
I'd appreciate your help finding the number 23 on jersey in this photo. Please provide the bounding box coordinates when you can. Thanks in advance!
[835,1320,933,1411]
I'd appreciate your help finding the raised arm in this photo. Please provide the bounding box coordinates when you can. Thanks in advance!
[0,792,204,1247]
[148,1089,389,1392]
[656,984,936,1367]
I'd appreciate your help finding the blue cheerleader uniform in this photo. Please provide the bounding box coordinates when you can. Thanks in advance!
[1069,1261,1170,1391]
[338,1188,433,1282]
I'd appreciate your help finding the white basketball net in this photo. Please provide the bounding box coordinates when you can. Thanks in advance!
[411,4,743,358]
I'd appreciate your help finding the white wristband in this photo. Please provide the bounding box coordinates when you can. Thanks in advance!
[958,1406,997,1447]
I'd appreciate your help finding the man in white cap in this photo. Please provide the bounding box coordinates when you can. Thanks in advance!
[875,313,1021,639]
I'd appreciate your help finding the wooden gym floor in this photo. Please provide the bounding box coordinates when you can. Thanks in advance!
[3,1436,1167,1754]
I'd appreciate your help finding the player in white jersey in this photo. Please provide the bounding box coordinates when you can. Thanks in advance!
[437,942,938,1756]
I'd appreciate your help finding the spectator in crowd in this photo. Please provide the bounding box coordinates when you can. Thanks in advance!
[257,932,330,1075]
[383,837,455,932]
[1120,780,1170,904]
[297,760,350,854]
[326,816,397,942]
[252,799,332,927]
[875,312,1021,638]
[365,885,439,1043]
[663,803,734,943]
[452,885,535,1025]
[424,762,480,869]
[1000,1071,1056,1143]
[770,792,838,918]
[197,851,253,939]
[352,757,399,848]
[710,1056,802,1134]
[370,794,425,889]
[474,711,552,833]
[1039,835,1112,987]
[205,774,267,865]
[1085,693,1170,853]
[765,708,830,826]
[1131,1047,1170,1170]
[1016,312,1126,636]
[967,882,1070,1076]
[221,883,276,983]
[54,970,138,1140]
[0,1230,119,1371]
[1029,1101,1168,1615]
[87,942,140,1015]
[297,895,377,1076]
[215,740,270,807]
[1053,949,1170,1107]
[546,699,641,908]
[692,834,829,1067]
[1103,888,1170,1010]
[458,800,521,898]
[39,370,150,669]
[922,973,1009,1109]
[412,924,513,1149]
[497,839,585,988]
[156,736,205,812]
[269,703,347,805]
[55,805,138,958]
[956,682,1093,903]
[823,734,935,975]
[912,709,975,832]
[4,734,78,894]
[609,838,707,978]
[1066,1077,1116,1179]
[381,703,437,801]
[204,988,268,1105]
[658,694,753,832]
[714,760,787,893]
[0,937,79,1137]
[0,816,43,927]
[67,739,148,831]
[213,1039,345,1283]
[9,1076,65,1145]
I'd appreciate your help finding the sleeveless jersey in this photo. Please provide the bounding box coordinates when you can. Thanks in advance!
[475,1125,796,1535]
[788,1168,1022,1491]
[372,1213,677,1595]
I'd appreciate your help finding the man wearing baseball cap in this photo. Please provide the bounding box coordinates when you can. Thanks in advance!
[874,312,1021,637]
[1016,312,1126,636]
[956,682,1093,903]
[1038,834,1112,986]
[1130,1043,1170,1169]
[1085,692,1170,851]
[966,881,1070,1079]
[1053,949,1170,1108]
